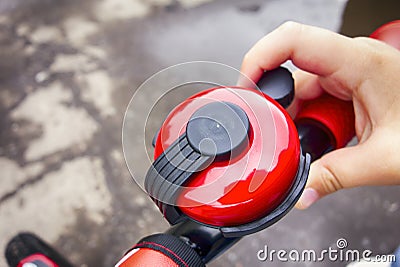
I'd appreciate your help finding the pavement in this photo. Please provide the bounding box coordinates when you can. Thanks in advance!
[0,0,399,266]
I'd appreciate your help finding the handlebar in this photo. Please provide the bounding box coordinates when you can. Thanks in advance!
[294,20,400,155]
[295,95,355,160]
[116,248,178,267]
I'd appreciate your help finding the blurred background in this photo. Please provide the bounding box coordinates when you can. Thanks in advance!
[0,0,399,266]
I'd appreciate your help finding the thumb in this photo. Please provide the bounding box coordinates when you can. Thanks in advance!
[296,131,398,209]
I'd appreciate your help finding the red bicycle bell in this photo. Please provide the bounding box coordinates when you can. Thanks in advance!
[145,67,310,237]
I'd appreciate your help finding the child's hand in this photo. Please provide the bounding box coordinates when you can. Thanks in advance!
[238,22,400,209]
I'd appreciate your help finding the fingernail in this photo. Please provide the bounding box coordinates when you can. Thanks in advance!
[298,188,320,209]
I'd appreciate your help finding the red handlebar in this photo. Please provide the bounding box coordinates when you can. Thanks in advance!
[295,20,400,148]
[116,248,178,267]
[116,234,205,267]
[295,95,355,148]
[370,20,400,50]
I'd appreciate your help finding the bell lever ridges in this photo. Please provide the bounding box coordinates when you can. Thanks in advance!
[145,101,251,225]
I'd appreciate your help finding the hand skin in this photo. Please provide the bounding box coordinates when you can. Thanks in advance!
[238,22,400,209]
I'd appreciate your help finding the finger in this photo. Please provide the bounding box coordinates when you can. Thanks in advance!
[239,22,357,99]
[296,129,400,209]
[287,70,323,117]
[293,70,324,100]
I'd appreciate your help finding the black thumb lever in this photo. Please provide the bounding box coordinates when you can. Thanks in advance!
[256,66,294,108]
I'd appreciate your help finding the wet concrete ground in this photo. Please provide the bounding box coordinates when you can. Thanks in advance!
[0,0,399,266]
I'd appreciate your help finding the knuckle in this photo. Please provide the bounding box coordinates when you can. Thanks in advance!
[353,36,370,43]
[277,21,305,40]
[380,130,400,180]
[319,164,344,194]
[366,50,385,69]
[243,51,252,62]
[279,21,301,32]
[353,37,385,68]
